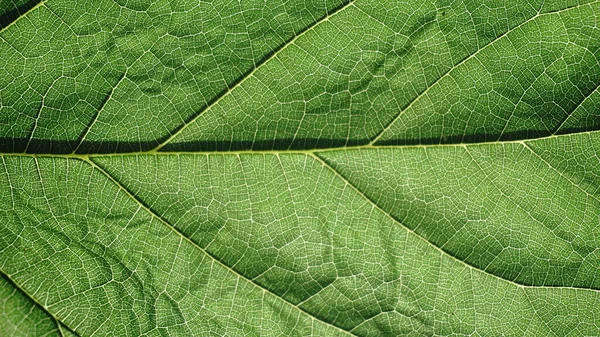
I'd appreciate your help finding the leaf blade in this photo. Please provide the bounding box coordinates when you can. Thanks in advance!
[1,0,600,335]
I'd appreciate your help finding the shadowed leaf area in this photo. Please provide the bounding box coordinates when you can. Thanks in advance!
[0,0,42,30]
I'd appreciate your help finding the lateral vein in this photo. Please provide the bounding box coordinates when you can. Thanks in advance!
[84,157,358,337]
[310,152,600,293]
[368,0,598,145]
[0,269,82,337]
[152,0,358,151]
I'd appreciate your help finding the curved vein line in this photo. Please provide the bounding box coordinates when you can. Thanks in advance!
[369,0,598,145]
[55,319,65,337]
[521,141,600,204]
[496,55,565,141]
[463,144,594,285]
[310,152,600,293]
[553,81,600,135]
[523,289,559,337]
[55,320,81,337]
[85,157,357,337]
[24,80,55,153]
[0,269,81,337]
[152,0,357,151]
[463,145,578,249]
[73,71,128,154]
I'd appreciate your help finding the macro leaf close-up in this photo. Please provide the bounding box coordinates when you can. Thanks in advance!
[1,0,600,336]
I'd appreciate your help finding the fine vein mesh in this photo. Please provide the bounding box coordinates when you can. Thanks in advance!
[0,0,43,31]
[1,0,598,153]
[0,0,348,153]
[162,0,600,151]
[373,0,600,145]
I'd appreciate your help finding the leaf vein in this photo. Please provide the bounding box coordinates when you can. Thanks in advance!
[553,80,600,135]
[85,157,358,337]
[0,0,46,34]
[521,141,600,204]
[153,0,358,151]
[311,152,600,293]
[369,0,599,145]
[0,269,81,337]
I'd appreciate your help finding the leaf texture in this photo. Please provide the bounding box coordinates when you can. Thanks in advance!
[1,0,600,336]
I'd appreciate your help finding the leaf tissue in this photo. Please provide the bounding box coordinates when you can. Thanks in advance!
[1,0,599,336]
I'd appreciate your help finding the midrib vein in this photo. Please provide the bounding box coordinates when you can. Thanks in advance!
[85,158,358,337]
[152,0,358,152]
[0,129,598,159]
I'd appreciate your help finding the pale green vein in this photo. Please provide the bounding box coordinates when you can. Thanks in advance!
[523,289,559,337]
[58,321,80,337]
[553,81,600,135]
[55,319,81,337]
[0,129,597,159]
[496,56,565,141]
[73,71,128,154]
[84,157,358,337]
[55,319,65,337]
[463,144,578,248]
[152,0,358,152]
[521,141,600,204]
[24,81,54,153]
[0,268,79,337]
[310,152,600,293]
[369,0,599,145]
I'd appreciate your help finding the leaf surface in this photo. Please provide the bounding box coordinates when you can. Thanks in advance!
[1,0,600,336]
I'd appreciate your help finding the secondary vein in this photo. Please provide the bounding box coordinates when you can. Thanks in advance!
[368,0,598,145]
[85,157,358,337]
[152,0,358,152]
[0,269,81,337]
[310,151,600,293]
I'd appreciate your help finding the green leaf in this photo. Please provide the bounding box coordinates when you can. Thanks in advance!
[1,0,599,336]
